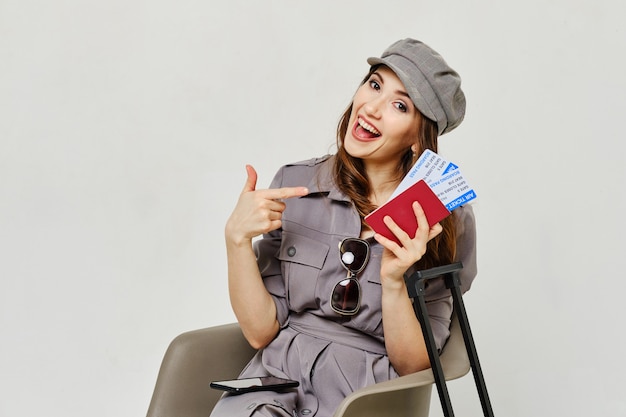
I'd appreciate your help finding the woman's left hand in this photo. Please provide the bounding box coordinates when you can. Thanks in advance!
[373,201,443,286]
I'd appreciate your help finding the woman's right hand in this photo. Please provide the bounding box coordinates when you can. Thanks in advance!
[224,165,308,348]
[225,165,309,246]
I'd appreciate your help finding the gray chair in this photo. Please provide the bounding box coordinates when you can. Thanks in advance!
[146,313,470,417]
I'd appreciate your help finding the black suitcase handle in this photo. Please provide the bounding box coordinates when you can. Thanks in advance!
[405,262,495,417]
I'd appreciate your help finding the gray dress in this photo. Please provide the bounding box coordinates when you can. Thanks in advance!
[210,155,477,417]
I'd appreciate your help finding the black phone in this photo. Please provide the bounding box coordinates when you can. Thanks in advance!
[210,376,299,394]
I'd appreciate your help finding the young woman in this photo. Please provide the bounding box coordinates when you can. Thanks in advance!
[212,38,477,417]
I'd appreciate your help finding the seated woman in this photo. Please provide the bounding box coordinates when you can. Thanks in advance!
[211,38,477,417]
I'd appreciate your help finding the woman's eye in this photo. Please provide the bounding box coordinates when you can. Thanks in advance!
[394,102,408,112]
[369,80,380,90]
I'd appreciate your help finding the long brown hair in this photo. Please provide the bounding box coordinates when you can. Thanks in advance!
[333,67,457,269]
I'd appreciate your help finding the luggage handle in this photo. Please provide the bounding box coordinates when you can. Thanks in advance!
[405,262,495,417]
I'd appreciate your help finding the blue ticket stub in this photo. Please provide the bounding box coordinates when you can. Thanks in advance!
[389,150,477,211]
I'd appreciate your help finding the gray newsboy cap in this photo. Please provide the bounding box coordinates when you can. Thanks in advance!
[367,38,466,136]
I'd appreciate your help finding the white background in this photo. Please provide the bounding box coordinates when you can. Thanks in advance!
[1,1,625,416]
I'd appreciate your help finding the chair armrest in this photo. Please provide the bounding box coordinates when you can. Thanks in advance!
[147,323,257,417]
[333,369,435,417]
[333,314,469,417]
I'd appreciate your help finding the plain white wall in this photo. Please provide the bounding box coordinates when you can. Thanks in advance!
[1,0,625,416]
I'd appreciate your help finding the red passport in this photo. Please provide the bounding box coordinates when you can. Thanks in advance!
[364,179,450,245]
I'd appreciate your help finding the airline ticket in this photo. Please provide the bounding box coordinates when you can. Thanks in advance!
[390,149,477,211]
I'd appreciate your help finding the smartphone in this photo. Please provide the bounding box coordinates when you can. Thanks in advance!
[210,376,299,394]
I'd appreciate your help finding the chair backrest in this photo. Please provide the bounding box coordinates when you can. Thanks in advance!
[440,313,471,379]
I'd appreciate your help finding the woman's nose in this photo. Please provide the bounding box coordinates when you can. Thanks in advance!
[363,96,383,118]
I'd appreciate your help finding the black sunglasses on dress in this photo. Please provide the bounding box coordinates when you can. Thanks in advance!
[330,238,371,316]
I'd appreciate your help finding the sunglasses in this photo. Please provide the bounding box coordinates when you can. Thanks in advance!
[330,238,371,315]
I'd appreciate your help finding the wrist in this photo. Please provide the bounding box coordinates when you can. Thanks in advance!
[224,222,253,248]
[225,231,253,249]
[380,276,408,294]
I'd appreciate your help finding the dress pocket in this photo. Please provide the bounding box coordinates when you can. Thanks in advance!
[350,277,383,334]
[347,249,384,335]
[278,231,329,311]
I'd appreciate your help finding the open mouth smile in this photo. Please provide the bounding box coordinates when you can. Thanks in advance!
[353,117,381,140]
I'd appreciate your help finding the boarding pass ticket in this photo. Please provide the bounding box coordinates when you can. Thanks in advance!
[390,149,477,211]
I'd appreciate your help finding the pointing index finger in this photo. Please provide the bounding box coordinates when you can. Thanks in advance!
[267,186,309,201]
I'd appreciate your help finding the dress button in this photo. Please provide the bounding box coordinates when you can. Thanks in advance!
[246,403,257,410]
[287,246,296,257]
[301,409,312,415]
